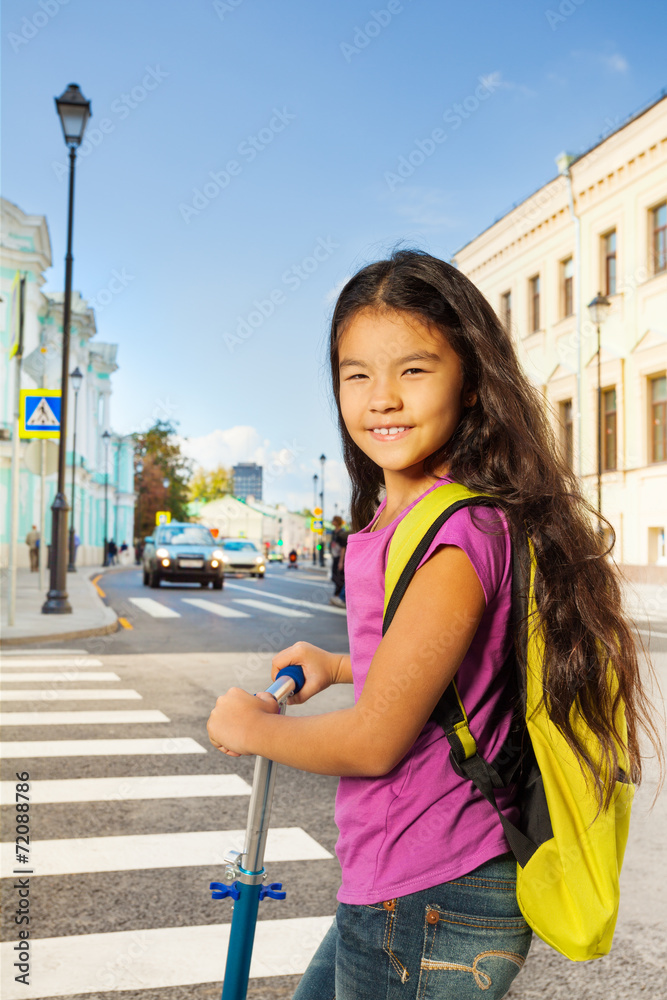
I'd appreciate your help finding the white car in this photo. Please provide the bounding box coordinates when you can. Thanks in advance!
[222,539,266,578]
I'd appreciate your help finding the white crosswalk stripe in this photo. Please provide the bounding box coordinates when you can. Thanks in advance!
[1,827,332,877]
[0,773,252,805]
[0,689,142,701]
[232,598,312,618]
[0,737,206,757]
[0,648,89,655]
[182,597,251,618]
[0,917,334,999]
[0,709,169,726]
[128,597,181,618]
[225,581,346,615]
[0,657,103,668]
[0,672,121,682]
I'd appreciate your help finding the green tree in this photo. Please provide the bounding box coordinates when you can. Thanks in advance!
[188,465,233,503]
[133,420,192,539]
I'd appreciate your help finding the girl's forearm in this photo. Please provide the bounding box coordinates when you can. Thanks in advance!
[248,705,379,777]
[334,653,353,684]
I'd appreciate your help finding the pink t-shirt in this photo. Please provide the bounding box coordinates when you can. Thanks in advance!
[334,476,518,904]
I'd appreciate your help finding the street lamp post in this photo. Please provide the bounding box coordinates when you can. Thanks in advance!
[587,292,611,538]
[67,366,83,571]
[312,473,318,564]
[102,430,111,566]
[319,453,326,566]
[43,83,92,614]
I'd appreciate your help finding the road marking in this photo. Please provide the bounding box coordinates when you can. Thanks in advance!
[0,689,142,702]
[92,574,106,598]
[0,916,334,999]
[0,826,333,877]
[0,773,252,805]
[232,598,312,618]
[182,598,251,618]
[0,737,206,758]
[0,709,169,726]
[226,582,346,615]
[0,657,103,668]
[0,648,89,655]
[128,597,181,618]
[0,672,121,683]
[118,616,133,629]
[274,574,332,587]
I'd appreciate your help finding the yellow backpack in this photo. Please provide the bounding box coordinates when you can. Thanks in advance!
[384,482,634,962]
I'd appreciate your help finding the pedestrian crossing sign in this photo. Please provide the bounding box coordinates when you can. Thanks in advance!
[19,389,62,439]
[155,511,171,525]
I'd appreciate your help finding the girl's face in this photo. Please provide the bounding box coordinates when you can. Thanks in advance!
[338,308,473,476]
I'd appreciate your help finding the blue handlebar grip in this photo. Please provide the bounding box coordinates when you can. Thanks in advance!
[275,665,305,694]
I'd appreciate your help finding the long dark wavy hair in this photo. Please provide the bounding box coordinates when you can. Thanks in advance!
[329,248,662,808]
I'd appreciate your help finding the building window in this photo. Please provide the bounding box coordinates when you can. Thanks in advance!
[559,399,573,469]
[603,230,616,296]
[652,202,666,274]
[562,257,573,317]
[650,375,667,463]
[529,275,540,332]
[501,291,512,332]
[603,387,617,471]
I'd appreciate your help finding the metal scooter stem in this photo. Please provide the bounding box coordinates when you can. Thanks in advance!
[218,668,304,1000]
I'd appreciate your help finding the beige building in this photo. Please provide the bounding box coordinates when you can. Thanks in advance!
[454,94,667,573]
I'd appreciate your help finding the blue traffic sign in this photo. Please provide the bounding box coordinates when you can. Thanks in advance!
[19,389,62,439]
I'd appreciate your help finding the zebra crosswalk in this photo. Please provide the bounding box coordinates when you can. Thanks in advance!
[122,583,346,620]
[0,648,336,998]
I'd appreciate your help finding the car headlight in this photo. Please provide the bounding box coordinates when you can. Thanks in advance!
[222,555,230,563]
[156,547,169,558]
[255,555,263,564]
[212,549,224,560]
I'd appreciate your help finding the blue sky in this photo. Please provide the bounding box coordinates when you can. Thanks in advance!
[3,0,665,514]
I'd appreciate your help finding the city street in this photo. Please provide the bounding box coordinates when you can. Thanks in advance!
[1,565,666,999]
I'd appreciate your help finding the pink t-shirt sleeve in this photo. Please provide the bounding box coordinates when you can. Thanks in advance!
[413,505,510,606]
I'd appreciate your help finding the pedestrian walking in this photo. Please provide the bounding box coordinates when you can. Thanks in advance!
[329,515,348,608]
[207,250,661,999]
[107,539,118,565]
[25,525,40,571]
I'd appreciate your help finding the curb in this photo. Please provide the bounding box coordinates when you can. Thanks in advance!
[0,569,120,648]
[0,618,119,648]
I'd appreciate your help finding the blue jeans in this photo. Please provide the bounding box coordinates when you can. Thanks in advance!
[293,853,531,1000]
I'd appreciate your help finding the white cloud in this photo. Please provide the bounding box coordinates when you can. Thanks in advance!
[180,425,352,517]
[480,71,536,98]
[571,48,629,75]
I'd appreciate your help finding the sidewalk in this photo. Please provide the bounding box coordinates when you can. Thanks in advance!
[0,566,118,647]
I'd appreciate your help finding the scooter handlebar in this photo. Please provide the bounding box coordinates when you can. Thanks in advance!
[265,665,305,704]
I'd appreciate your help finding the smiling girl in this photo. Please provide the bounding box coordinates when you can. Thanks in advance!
[207,249,659,999]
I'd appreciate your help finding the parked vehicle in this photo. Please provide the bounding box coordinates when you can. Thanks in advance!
[222,538,266,577]
[142,522,224,588]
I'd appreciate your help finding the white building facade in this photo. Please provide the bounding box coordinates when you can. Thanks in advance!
[0,198,134,568]
[453,95,667,573]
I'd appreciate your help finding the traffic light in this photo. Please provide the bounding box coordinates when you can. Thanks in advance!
[278,538,283,546]
[317,543,322,551]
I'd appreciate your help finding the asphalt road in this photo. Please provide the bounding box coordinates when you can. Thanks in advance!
[1,564,665,999]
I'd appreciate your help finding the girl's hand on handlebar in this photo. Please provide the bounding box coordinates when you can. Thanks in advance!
[272,641,341,705]
[207,689,279,756]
